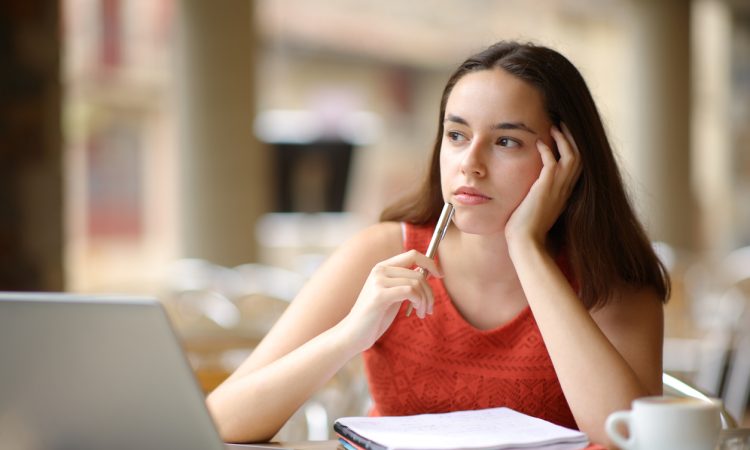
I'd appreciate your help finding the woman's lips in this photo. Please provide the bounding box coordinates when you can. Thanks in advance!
[453,187,492,205]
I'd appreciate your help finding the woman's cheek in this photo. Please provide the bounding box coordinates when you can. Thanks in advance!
[438,149,455,201]
[504,160,543,208]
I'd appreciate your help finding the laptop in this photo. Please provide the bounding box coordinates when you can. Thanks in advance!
[0,292,289,450]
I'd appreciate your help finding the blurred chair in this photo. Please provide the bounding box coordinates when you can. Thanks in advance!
[657,242,750,424]
[724,320,750,426]
[716,246,750,424]
[161,257,371,440]
[162,259,306,389]
[720,245,750,288]
[655,241,720,388]
[663,372,737,429]
[681,290,750,425]
[721,285,750,425]
[233,263,307,302]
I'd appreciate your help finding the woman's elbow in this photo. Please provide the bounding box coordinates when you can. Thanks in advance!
[206,388,278,443]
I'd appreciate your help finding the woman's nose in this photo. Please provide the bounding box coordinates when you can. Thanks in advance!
[460,140,486,177]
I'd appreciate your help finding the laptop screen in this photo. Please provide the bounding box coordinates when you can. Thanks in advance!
[0,292,226,450]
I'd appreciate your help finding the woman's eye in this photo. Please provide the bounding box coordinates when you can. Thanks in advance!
[446,131,466,142]
[497,137,520,148]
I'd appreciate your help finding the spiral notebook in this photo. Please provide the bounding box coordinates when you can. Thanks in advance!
[334,407,589,450]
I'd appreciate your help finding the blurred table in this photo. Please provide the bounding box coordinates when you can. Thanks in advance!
[225,441,338,450]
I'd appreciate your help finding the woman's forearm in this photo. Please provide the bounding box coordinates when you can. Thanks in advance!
[206,224,437,443]
[509,239,652,443]
[206,322,358,443]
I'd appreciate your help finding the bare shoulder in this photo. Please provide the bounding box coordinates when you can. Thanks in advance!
[295,221,403,314]
[591,284,664,393]
[235,221,404,372]
[334,221,404,265]
[591,284,664,329]
[292,220,404,304]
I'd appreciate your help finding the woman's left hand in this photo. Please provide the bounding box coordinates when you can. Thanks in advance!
[505,123,582,248]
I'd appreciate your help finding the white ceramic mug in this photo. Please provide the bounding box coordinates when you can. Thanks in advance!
[605,396,722,450]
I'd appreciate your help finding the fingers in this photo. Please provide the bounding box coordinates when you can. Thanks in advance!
[559,123,582,187]
[560,123,581,160]
[537,139,558,167]
[384,277,433,319]
[548,124,582,197]
[382,249,443,278]
[372,250,439,319]
[535,140,558,192]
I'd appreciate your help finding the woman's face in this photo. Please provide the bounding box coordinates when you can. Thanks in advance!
[440,68,554,236]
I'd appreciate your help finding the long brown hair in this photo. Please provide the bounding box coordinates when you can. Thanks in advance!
[380,41,670,309]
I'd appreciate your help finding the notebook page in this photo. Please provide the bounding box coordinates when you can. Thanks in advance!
[335,407,588,450]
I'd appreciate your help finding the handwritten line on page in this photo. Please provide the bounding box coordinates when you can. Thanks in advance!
[333,407,589,450]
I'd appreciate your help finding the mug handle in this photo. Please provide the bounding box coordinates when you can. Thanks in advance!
[605,410,634,449]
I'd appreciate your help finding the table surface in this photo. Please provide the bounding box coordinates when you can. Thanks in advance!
[225,441,339,450]
[227,429,750,450]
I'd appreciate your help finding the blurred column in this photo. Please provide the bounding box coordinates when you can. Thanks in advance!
[624,0,696,249]
[175,0,270,266]
[692,0,733,254]
[0,1,63,290]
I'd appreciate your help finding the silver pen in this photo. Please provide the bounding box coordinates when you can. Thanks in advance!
[406,202,455,317]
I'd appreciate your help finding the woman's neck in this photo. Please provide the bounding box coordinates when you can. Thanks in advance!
[438,225,519,286]
[436,224,530,329]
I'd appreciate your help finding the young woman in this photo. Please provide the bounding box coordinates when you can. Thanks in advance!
[207,41,670,447]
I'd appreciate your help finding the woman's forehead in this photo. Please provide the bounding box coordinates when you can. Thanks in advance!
[445,69,547,124]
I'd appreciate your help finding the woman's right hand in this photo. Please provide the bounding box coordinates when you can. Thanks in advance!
[337,249,443,351]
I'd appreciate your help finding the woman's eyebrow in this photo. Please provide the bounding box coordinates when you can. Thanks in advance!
[444,114,537,135]
[493,122,537,135]
[444,114,469,126]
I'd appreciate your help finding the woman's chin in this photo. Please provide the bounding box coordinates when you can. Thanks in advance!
[452,215,507,237]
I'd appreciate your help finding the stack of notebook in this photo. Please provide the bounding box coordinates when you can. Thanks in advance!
[334,407,590,450]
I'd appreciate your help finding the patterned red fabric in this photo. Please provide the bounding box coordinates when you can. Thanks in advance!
[362,222,578,430]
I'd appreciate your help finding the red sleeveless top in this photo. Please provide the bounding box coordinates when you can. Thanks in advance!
[362,222,578,430]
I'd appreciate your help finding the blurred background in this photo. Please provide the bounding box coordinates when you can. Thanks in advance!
[2,0,750,440]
